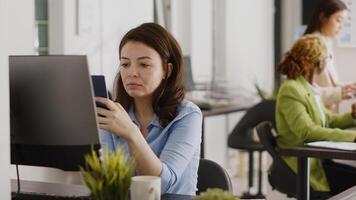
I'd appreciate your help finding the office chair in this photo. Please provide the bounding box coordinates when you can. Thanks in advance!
[227,100,275,198]
[256,122,333,200]
[255,121,297,197]
[197,159,233,194]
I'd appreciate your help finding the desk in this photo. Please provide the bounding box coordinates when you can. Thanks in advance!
[11,180,193,200]
[328,185,356,200]
[279,146,356,200]
[200,103,252,158]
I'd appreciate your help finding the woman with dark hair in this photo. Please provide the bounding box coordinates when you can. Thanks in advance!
[304,0,356,112]
[276,35,356,197]
[97,23,202,195]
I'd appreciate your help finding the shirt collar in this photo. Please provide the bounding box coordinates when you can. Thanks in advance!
[128,106,162,129]
[150,115,162,128]
[128,106,139,126]
[308,82,321,95]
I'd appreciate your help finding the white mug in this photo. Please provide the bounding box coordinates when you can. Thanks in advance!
[130,176,161,200]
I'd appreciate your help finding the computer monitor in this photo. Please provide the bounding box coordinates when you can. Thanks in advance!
[10,55,100,171]
[182,56,195,91]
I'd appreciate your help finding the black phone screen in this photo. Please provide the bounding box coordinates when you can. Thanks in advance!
[91,75,108,109]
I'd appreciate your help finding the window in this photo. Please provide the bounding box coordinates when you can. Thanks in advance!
[35,0,48,55]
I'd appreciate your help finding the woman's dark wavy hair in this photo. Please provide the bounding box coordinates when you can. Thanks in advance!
[114,22,185,127]
[304,0,347,35]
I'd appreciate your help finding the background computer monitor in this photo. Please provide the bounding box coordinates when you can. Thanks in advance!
[182,56,195,91]
[10,55,100,171]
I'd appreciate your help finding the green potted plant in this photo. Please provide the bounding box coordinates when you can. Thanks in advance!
[194,188,239,200]
[80,148,135,200]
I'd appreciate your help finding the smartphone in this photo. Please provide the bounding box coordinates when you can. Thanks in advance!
[91,75,109,109]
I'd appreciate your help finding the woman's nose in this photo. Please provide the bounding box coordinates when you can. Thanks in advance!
[128,65,138,77]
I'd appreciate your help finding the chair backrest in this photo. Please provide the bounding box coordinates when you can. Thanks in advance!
[255,121,279,159]
[197,159,233,194]
[228,99,276,150]
[256,121,297,197]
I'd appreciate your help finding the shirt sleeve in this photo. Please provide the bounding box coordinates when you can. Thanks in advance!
[324,107,356,129]
[99,128,115,153]
[159,110,202,193]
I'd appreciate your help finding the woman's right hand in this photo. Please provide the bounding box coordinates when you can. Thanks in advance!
[95,97,140,140]
[341,83,356,99]
[351,102,356,119]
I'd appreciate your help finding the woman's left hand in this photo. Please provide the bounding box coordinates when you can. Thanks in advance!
[352,102,356,119]
[342,83,356,99]
[95,97,139,140]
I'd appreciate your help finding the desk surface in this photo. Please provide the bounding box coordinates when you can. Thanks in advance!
[11,179,90,197]
[11,179,262,200]
[279,145,356,200]
[328,185,356,200]
[202,103,251,117]
[11,179,193,200]
[279,146,356,160]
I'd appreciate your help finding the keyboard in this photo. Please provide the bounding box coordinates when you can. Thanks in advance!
[12,192,93,200]
[11,179,92,200]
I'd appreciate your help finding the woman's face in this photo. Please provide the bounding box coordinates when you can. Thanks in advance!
[119,41,165,100]
[320,10,348,37]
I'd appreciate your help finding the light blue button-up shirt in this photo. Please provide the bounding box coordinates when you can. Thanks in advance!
[99,100,202,195]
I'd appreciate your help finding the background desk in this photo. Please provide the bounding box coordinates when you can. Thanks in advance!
[200,103,252,158]
[279,146,356,200]
[328,185,356,200]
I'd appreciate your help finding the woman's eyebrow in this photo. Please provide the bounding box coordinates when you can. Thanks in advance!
[120,56,152,60]
[137,56,152,60]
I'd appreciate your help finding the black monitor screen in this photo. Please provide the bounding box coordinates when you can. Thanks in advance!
[10,55,100,171]
[182,56,195,91]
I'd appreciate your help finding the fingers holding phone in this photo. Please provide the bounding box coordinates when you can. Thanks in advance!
[95,97,138,139]
[92,75,138,138]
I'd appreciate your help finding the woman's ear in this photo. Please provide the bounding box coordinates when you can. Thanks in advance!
[319,12,327,23]
[314,61,324,74]
[165,63,173,79]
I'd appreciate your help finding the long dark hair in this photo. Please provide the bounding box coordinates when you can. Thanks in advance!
[114,23,185,127]
[304,0,347,35]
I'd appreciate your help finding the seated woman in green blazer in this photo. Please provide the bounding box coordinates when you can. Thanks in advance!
[276,35,356,196]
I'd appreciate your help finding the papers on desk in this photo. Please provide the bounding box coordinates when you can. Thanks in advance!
[306,141,356,151]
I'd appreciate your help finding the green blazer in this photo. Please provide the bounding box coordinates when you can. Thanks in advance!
[276,76,356,192]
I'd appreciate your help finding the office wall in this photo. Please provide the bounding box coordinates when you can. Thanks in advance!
[225,0,274,95]
[0,0,11,198]
[336,46,356,112]
[8,0,35,55]
[169,0,274,167]
[336,48,356,83]
[170,0,213,83]
[49,0,153,90]
[191,0,213,83]
[209,0,274,167]
[172,0,275,96]
[281,0,302,54]
[170,0,191,55]
[171,0,275,92]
